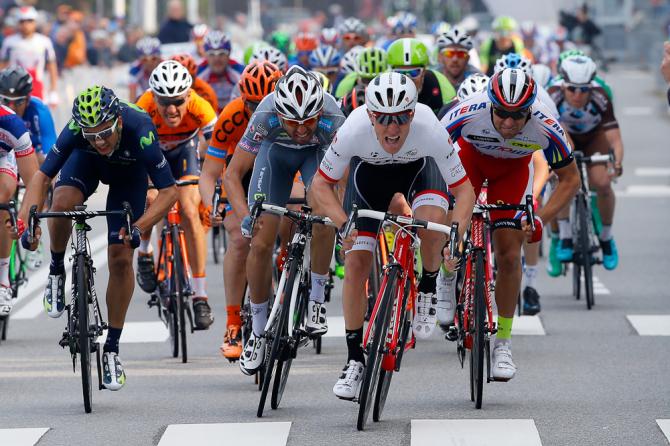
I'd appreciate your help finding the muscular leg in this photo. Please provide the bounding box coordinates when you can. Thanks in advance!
[0,175,17,288]
[106,244,135,329]
[223,211,250,311]
[588,164,614,226]
[178,184,207,294]
[492,228,525,318]
[49,186,85,252]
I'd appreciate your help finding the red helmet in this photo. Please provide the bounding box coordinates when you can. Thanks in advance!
[171,54,197,77]
[238,60,282,102]
[488,68,537,110]
[294,32,318,52]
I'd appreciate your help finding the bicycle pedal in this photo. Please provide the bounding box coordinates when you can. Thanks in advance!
[445,327,458,342]
[147,295,159,308]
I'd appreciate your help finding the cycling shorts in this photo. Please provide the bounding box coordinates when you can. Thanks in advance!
[571,129,610,157]
[163,137,200,180]
[0,150,17,180]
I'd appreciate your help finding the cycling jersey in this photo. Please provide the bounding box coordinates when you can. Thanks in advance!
[0,105,33,179]
[0,33,56,100]
[192,77,219,113]
[547,85,618,136]
[128,61,151,101]
[41,103,175,243]
[207,97,249,161]
[418,69,456,115]
[136,89,216,151]
[22,97,57,154]
[334,72,360,99]
[196,59,244,112]
[479,37,525,76]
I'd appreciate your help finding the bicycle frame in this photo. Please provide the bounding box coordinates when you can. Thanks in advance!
[156,202,194,297]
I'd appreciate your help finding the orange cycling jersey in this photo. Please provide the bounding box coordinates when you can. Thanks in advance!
[192,77,219,114]
[206,97,249,161]
[136,89,217,150]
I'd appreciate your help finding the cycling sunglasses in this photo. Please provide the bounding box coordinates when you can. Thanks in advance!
[343,33,362,42]
[565,84,591,93]
[280,115,320,128]
[370,110,414,126]
[441,48,469,59]
[0,94,28,106]
[206,49,230,57]
[156,95,187,107]
[492,106,530,120]
[82,118,119,141]
[393,67,424,79]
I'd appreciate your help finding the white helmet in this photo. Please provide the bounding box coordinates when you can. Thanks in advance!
[560,55,597,84]
[436,27,473,51]
[365,72,417,114]
[273,66,324,120]
[531,63,553,88]
[250,46,288,73]
[458,16,479,33]
[149,60,192,97]
[494,53,532,76]
[340,46,363,74]
[457,73,490,100]
[340,17,366,36]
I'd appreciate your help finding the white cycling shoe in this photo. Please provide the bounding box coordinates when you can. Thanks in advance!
[239,333,266,376]
[305,301,328,336]
[436,270,457,328]
[0,285,13,316]
[491,342,517,381]
[413,291,438,339]
[333,359,364,400]
[102,351,126,391]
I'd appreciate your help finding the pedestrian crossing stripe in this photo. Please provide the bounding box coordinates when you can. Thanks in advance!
[657,419,670,442]
[157,422,291,446]
[0,427,49,446]
[627,315,670,336]
[411,419,542,446]
[100,321,169,344]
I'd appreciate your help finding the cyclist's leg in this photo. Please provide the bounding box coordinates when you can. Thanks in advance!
[0,158,18,314]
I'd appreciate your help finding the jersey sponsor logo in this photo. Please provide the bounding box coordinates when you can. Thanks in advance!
[320,157,334,173]
[156,157,168,169]
[140,131,156,150]
[466,134,500,143]
[215,111,247,144]
[68,119,81,135]
[122,100,147,114]
[255,123,268,137]
[447,102,487,120]
[432,87,440,96]
[318,118,333,132]
[509,140,541,150]
[449,164,465,179]
[252,132,264,142]
[533,109,565,136]
[406,149,418,157]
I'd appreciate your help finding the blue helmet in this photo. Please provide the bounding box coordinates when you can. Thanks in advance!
[204,30,232,53]
[494,53,532,76]
[309,45,342,68]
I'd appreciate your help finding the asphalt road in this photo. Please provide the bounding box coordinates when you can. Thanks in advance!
[1,66,669,446]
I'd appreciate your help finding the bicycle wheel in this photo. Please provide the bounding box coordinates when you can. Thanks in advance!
[171,226,188,363]
[76,254,93,413]
[577,196,595,310]
[0,316,7,342]
[470,250,486,409]
[357,267,397,431]
[212,226,221,264]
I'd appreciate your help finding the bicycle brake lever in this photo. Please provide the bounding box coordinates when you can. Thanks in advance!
[28,204,38,239]
[525,195,535,232]
[341,205,358,237]
[449,222,459,259]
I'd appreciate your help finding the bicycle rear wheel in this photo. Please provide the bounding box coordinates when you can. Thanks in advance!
[171,226,189,363]
[470,250,486,409]
[76,254,93,413]
[357,267,397,431]
[577,196,595,310]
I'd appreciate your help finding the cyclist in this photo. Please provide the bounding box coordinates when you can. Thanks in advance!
[387,38,456,115]
[135,60,217,329]
[309,45,342,89]
[249,46,288,73]
[128,36,162,102]
[555,49,613,100]
[310,72,476,399]
[291,32,318,69]
[191,23,209,59]
[320,27,341,48]
[196,31,244,112]
[339,17,369,52]
[269,31,292,56]
[441,68,580,381]
[379,11,418,50]
[479,15,526,76]
[0,100,39,315]
[16,86,177,390]
[171,54,219,113]
[200,60,281,361]
[435,28,481,91]
[547,55,623,270]
[335,47,387,99]
[223,66,345,376]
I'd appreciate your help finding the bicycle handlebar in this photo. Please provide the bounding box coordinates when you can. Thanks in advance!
[345,207,453,237]
[249,196,335,232]
[28,202,134,240]
[573,151,613,165]
[148,178,199,190]
[473,194,536,232]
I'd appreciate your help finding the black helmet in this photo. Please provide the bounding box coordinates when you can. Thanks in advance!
[0,66,33,97]
[340,87,365,117]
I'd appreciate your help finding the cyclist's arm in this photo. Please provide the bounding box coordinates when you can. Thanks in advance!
[538,160,580,223]
[223,147,255,220]
[311,173,347,228]
[15,150,39,187]
[136,185,178,233]
[604,127,624,173]
[199,155,225,208]
[531,151,550,199]
[37,100,57,154]
[449,179,476,240]
[17,170,51,224]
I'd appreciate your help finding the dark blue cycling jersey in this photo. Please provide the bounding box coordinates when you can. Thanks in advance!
[22,97,56,154]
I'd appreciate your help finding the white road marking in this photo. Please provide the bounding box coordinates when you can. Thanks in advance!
[592,276,611,296]
[157,422,291,446]
[0,428,50,446]
[657,420,670,441]
[12,234,108,320]
[627,315,670,336]
[323,315,345,337]
[616,185,670,198]
[634,167,670,177]
[100,321,169,344]
[622,106,652,116]
[411,419,542,446]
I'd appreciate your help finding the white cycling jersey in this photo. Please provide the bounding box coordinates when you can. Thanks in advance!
[318,102,468,188]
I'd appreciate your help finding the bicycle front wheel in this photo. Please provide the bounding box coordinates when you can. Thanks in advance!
[577,196,595,310]
[470,250,486,409]
[76,254,93,413]
[172,226,188,363]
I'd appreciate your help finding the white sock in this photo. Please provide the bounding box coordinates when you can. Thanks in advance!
[600,225,612,241]
[524,265,538,289]
[309,272,328,304]
[250,300,269,337]
[139,239,152,254]
[193,276,207,298]
[0,257,9,287]
[494,337,511,348]
[558,219,571,239]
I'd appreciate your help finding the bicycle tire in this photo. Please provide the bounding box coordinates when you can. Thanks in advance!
[212,226,221,264]
[0,316,7,342]
[357,267,397,431]
[577,196,595,310]
[76,254,93,413]
[470,250,486,409]
[171,225,188,363]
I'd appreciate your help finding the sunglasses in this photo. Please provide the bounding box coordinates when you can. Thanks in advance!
[156,95,187,107]
[441,48,469,59]
[343,33,362,41]
[206,50,230,57]
[245,100,260,112]
[393,67,424,79]
[566,84,591,93]
[0,95,28,106]
[280,115,320,128]
[370,110,413,126]
[493,107,530,120]
[82,118,119,141]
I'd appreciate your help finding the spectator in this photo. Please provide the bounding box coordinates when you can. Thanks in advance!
[158,0,192,44]
[62,11,87,70]
[559,4,601,46]
[117,27,143,63]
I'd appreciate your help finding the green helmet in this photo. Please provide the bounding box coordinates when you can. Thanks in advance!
[492,15,518,33]
[269,31,291,55]
[387,38,429,67]
[558,49,586,69]
[243,42,268,65]
[72,86,120,128]
[357,47,388,79]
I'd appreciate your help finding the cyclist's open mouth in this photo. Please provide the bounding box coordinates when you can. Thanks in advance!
[385,135,400,144]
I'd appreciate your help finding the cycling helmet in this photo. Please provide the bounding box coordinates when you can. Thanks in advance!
[320,27,341,47]
[340,46,364,74]
[435,27,473,51]
[294,32,318,53]
[531,64,553,88]
[357,47,388,79]
[191,23,209,40]
[390,11,417,35]
[558,48,586,69]
[136,36,161,56]
[520,21,537,39]
[309,45,342,68]
[72,85,120,128]
[273,66,324,120]
[250,46,288,73]
[457,73,490,100]
[204,30,231,53]
[243,42,268,65]
[340,17,367,36]
[494,53,532,76]
[492,15,518,33]
[149,60,192,97]
[560,55,597,85]
[0,65,33,96]
[171,54,197,77]
[365,72,417,113]
[310,71,332,95]
[239,60,281,102]
[387,38,429,67]
[269,31,291,54]
[431,21,451,36]
[488,68,537,110]
[458,16,479,33]
[340,87,365,117]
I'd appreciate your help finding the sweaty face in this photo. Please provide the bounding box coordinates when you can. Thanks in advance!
[206,52,230,74]
[155,93,189,127]
[18,19,36,36]
[439,46,470,79]
[83,119,121,156]
[491,108,529,139]
[141,56,162,73]
[280,115,320,145]
[368,110,413,154]
[563,85,591,109]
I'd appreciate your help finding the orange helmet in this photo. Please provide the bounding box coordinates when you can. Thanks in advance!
[294,32,318,52]
[171,54,197,77]
[238,60,282,102]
